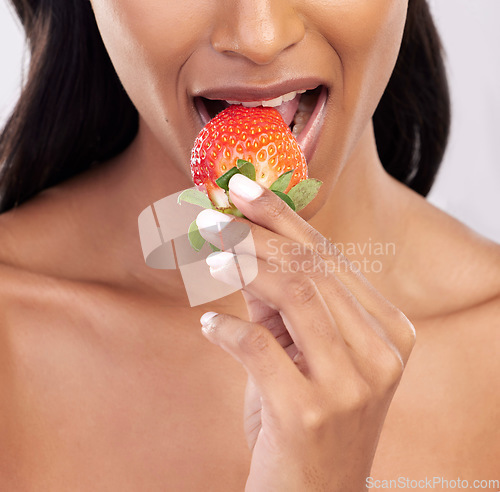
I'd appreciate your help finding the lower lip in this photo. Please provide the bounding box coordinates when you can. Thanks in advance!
[296,86,328,163]
[195,98,211,126]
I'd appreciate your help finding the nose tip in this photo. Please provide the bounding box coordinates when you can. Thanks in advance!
[211,2,305,66]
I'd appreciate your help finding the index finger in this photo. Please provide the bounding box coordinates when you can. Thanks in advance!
[228,173,415,361]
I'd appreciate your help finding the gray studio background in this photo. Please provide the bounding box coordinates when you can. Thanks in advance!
[1,0,499,243]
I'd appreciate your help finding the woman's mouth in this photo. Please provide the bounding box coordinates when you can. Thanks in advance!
[194,85,328,161]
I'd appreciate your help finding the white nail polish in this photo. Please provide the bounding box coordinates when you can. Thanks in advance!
[206,252,242,288]
[228,173,264,201]
[200,311,218,325]
[196,209,233,233]
[206,251,235,269]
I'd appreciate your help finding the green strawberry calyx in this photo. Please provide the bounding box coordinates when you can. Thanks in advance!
[178,160,322,251]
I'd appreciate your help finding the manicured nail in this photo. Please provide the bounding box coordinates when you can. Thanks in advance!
[196,209,233,233]
[200,311,218,325]
[206,251,242,287]
[206,251,235,269]
[228,173,264,201]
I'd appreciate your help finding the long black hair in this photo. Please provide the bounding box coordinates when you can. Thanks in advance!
[0,0,450,213]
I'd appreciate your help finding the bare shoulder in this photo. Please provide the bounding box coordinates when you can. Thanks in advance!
[442,212,500,307]
[392,183,500,320]
[0,202,48,312]
[393,205,500,472]
[439,291,500,368]
[0,187,73,273]
[0,177,129,289]
[0,191,122,346]
[0,214,53,487]
[404,191,500,399]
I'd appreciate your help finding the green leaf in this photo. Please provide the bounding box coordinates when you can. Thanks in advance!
[188,220,206,252]
[224,207,246,218]
[270,169,294,193]
[215,166,241,191]
[236,159,256,181]
[287,179,323,212]
[209,242,221,252]
[177,188,212,209]
[272,190,296,211]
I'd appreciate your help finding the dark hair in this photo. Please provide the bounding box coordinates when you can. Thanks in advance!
[373,0,450,196]
[0,0,138,213]
[0,0,449,213]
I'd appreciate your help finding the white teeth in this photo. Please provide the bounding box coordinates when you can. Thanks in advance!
[241,101,262,108]
[282,91,300,102]
[293,111,309,126]
[262,96,284,107]
[226,89,306,109]
[292,124,306,137]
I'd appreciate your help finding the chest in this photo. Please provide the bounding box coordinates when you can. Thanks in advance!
[371,325,500,482]
[2,292,252,490]
[2,297,498,490]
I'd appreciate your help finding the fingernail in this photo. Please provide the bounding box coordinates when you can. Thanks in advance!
[206,251,242,288]
[228,173,264,201]
[200,311,218,325]
[196,209,233,233]
[206,251,235,269]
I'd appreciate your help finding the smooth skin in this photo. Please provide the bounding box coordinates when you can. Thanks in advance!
[0,0,499,490]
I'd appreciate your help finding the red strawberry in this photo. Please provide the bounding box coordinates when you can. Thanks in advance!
[190,105,308,210]
[179,105,322,251]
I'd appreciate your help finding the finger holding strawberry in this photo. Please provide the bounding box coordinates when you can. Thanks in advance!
[195,176,416,491]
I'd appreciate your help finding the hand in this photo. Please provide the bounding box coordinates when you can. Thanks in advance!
[196,174,416,492]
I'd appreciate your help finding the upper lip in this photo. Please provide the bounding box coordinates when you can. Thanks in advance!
[192,77,326,102]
